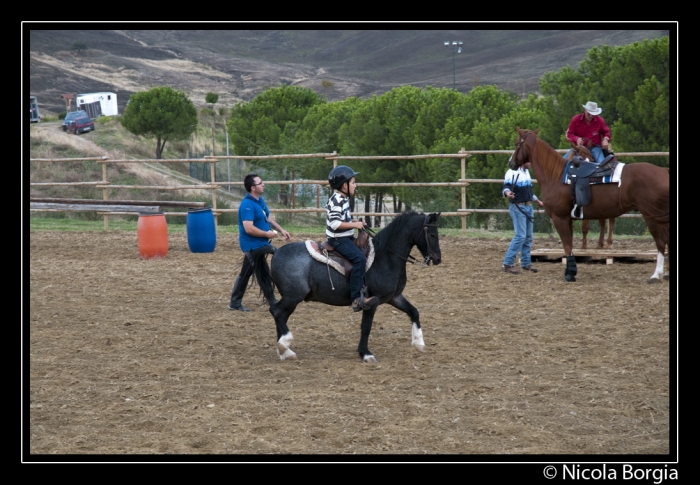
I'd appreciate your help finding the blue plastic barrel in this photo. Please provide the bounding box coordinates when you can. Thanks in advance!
[186,207,217,253]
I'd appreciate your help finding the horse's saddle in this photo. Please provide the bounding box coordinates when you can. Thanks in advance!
[566,154,620,219]
[305,231,375,281]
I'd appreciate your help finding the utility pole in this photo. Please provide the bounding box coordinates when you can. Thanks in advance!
[444,40,463,90]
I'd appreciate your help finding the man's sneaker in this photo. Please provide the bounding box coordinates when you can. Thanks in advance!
[521,265,539,273]
[503,264,520,274]
[228,303,251,312]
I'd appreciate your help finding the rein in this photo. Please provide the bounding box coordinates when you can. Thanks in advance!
[362,214,438,265]
[361,224,417,264]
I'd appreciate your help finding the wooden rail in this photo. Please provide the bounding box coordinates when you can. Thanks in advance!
[31,203,161,213]
[30,197,206,207]
[30,150,668,233]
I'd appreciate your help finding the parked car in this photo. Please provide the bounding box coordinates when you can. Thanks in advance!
[66,115,95,135]
[62,110,89,132]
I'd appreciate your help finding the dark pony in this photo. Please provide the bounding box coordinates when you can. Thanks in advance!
[252,211,442,363]
[512,127,669,283]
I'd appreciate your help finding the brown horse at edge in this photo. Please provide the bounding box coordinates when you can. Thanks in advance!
[513,127,669,283]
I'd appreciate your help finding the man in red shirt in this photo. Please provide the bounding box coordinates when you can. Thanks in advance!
[565,101,612,163]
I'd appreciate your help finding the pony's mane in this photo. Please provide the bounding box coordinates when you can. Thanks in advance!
[531,134,567,181]
[372,210,421,257]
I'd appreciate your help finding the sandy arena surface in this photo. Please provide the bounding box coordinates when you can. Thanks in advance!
[28,230,673,458]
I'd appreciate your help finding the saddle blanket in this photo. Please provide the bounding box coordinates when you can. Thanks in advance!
[305,239,375,276]
[562,160,625,186]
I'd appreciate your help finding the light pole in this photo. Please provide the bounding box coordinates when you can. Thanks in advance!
[444,40,463,90]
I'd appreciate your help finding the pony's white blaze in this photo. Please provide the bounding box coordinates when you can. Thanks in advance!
[411,322,425,352]
[277,332,296,361]
[649,252,665,283]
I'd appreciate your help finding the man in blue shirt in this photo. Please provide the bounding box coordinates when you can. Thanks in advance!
[502,160,544,274]
[228,174,291,311]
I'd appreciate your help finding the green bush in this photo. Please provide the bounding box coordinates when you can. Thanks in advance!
[94,115,115,125]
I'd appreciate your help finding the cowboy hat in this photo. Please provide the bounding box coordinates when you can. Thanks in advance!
[582,101,602,116]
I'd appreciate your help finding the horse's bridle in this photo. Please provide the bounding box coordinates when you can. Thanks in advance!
[511,131,532,169]
[361,214,440,265]
[416,214,440,265]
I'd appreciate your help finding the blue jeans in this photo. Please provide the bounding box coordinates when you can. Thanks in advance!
[503,203,534,268]
[328,236,366,301]
[564,146,605,163]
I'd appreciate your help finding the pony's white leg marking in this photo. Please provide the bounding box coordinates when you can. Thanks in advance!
[649,252,665,284]
[277,332,297,361]
[411,322,425,352]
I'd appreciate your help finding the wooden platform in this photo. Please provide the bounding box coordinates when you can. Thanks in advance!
[531,248,659,265]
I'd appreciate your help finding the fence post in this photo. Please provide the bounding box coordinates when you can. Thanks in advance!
[460,148,466,237]
[102,157,109,230]
[209,157,217,228]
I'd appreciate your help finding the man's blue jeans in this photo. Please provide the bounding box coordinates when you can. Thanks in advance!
[503,203,534,268]
[564,146,605,163]
[328,236,366,301]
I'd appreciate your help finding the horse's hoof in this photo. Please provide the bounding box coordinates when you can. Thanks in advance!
[648,277,660,285]
[565,276,576,282]
[363,355,377,364]
[414,344,425,352]
[278,348,297,361]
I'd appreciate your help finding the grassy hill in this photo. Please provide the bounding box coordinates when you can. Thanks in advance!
[28,28,670,116]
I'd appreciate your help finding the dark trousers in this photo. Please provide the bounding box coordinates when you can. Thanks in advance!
[328,236,366,301]
[229,244,276,306]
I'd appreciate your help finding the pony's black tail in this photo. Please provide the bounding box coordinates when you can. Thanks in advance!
[250,246,277,305]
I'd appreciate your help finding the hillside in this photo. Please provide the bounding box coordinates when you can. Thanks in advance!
[27,28,670,116]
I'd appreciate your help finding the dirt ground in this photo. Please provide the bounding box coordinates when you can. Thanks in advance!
[28,229,673,458]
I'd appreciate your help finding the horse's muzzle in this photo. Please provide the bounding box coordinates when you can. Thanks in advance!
[424,252,442,265]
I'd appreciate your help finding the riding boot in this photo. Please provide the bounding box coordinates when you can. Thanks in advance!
[228,275,251,312]
[564,255,577,282]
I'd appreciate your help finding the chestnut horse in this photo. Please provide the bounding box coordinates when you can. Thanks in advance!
[563,145,615,249]
[513,127,669,283]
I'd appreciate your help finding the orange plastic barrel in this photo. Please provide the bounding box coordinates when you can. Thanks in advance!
[137,212,168,259]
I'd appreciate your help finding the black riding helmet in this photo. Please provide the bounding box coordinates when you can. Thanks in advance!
[328,165,360,191]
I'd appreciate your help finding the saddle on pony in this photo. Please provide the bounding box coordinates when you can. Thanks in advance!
[565,151,621,219]
[305,230,375,281]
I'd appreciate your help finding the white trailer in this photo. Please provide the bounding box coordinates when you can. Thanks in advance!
[76,92,118,119]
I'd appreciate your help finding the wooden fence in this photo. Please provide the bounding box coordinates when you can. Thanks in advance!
[30,150,669,235]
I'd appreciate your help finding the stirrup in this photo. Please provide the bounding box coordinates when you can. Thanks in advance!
[359,292,377,310]
[571,205,583,219]
[352,298,364,312]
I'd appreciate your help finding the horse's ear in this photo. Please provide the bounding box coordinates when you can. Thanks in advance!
[533,127,540,136]
[515,125,521,134]
[429,212,441,222]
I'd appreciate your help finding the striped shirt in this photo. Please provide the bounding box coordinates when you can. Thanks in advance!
[326,192,354,238]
